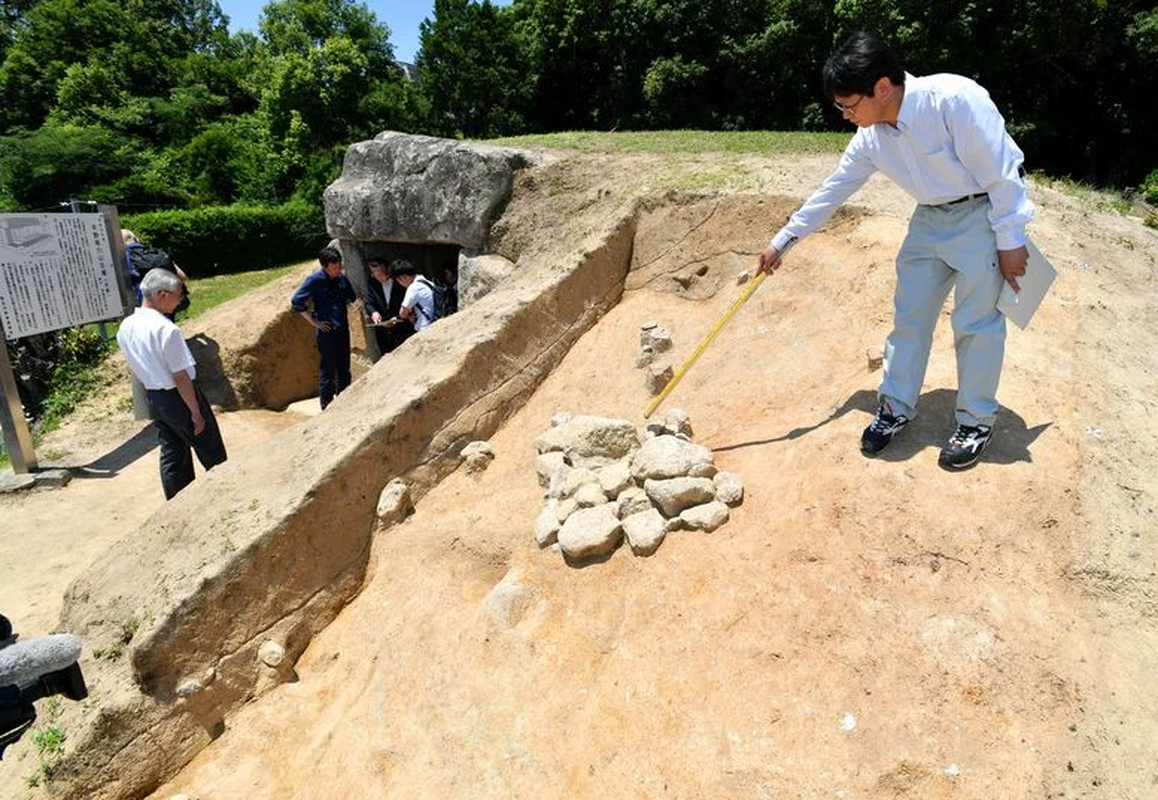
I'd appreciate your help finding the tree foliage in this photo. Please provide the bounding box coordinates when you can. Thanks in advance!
[0,0,1155,216]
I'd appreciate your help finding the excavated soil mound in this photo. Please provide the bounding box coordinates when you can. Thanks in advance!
[2,150,1156,800]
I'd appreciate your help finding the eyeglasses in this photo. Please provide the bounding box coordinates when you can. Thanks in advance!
[833,95,867,114]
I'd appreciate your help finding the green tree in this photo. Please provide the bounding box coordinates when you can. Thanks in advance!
[417,0,531,138]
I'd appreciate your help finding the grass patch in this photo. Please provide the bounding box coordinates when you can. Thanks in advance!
[24,724,66,787]
[182,262,303,320]
[490,129,851,156]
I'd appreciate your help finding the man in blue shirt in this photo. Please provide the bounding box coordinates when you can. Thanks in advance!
[291,247,357,409]
[757,31,1034,470]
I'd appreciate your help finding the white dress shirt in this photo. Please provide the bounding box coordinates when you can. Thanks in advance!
[401,278,435,332]
[772,72,1035,252]
[116,307,196,390]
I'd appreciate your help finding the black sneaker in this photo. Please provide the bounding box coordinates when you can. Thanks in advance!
[861,403,910,455]
[938,424,993,470]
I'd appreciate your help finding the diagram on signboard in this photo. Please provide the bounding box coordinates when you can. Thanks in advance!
[0,217,55,251]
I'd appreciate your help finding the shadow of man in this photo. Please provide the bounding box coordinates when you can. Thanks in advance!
[77,426,159,478]
[185,332,239,411]
[714,387,1050,466]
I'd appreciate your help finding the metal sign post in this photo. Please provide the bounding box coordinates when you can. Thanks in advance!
[0,318,37,473]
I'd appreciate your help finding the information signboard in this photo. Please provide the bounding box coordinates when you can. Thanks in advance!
[0,212,125,339]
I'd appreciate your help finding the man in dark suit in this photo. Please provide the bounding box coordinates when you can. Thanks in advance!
[365,258,415,356]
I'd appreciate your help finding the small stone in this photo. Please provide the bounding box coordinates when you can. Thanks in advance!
[663,408,693,438]
[597,460,632,498]
[535,451,567,487]
[713,471,744,506]
[622,509,666,556]
[460,441,495,474]
[573,482,608,508]
[644,476,716,518]
[258,640,285,668]
[679,500,730,532]
[176,678,202,697]
[616,486,652,518]
[641,325,673,353]
[635,345,655,368]
[645,362,674,395]
[688,462,718,479]
[866,346,884,371]
[549,466,599,500]
[484,568,533,628]
[736,270,751,285]
[0,474,36,494]
[557,504,623,560]
[376,478,413,527]
[33,468,72,488]
[556,497,578,522]
[535,501,561,547]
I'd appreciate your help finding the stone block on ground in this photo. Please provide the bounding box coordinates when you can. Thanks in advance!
[644,476,717,518]
[622,509,667,556]
[557,504,623,560]
[631,435,714,481]
[680,500,730,532]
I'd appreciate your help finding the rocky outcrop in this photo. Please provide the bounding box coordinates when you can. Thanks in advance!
[323,131,546,251]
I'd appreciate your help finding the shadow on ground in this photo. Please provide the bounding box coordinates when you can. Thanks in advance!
[712,387,1050,465]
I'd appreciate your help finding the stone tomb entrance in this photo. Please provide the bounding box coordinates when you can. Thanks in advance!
[323,131,544,361]
[349,241,459,361]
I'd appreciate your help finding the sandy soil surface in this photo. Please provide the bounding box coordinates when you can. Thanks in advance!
[3,150,1157,799]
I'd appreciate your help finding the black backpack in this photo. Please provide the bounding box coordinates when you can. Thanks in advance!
[415,276,457,322]
[127,244,190,313]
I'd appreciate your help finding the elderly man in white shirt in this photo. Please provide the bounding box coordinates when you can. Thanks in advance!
[116,269,227,499]
[758,30,1034,470]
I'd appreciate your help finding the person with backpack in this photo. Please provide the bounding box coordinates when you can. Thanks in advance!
[121,229,190,320]
[393,260,436,332]
[365,258,414,354]
[291,247,357,410]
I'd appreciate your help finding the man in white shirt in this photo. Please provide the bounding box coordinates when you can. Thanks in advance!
[116,269,227,499]
[758,31,1034,470]
[393,260,436,332]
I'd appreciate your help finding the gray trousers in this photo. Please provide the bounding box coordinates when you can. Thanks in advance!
[879,197,1007,428]
[146,384,228,500]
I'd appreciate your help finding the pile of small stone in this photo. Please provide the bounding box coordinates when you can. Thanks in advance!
[533,410,744,561]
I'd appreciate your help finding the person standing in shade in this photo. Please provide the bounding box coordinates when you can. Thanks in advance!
[364,258,414,355]
[291,247,357,409]
[116,269,227,499]
[756,31,1034,470]
[393,260,436,333]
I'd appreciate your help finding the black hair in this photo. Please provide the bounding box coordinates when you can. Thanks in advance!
[390,259,416,277]
[822,31,905,100]
[367,258,388,271]
[318,246,342,266]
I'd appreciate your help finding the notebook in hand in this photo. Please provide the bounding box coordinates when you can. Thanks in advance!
[997,239,1056,330]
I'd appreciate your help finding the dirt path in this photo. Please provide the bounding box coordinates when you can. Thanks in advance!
[1,403,316,639]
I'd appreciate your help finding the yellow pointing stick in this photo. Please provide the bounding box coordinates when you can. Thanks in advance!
[642,239,796,420]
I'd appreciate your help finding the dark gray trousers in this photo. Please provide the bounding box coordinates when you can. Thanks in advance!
[146,384,228,500]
